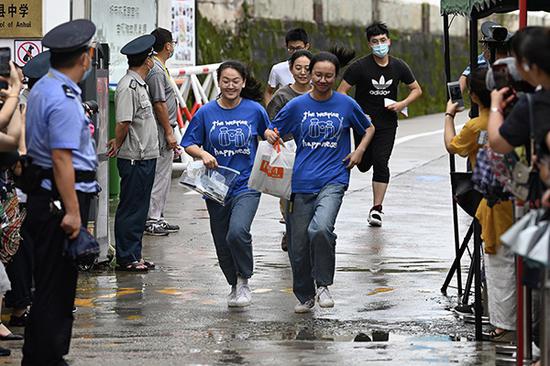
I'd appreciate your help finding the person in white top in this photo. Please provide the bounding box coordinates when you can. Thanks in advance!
[264,28,310,104]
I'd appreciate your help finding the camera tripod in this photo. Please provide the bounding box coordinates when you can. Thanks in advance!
[441,218,484,340]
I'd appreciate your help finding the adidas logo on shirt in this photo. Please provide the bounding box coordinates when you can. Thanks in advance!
[370,75,393,96]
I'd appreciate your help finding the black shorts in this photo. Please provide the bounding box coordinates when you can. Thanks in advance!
[353,127,397,184]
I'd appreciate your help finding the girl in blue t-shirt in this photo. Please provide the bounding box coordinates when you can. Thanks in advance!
[266,50,375,313]
[181,61,270,308]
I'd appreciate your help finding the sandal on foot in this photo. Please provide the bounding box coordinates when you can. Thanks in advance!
[483,329,516,343]
[140,260,155,269]
[116,261,148,272]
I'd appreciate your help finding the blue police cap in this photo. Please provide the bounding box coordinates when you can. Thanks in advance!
[43,19,96,53]
[22,51,50,79]
[120,35,156,56]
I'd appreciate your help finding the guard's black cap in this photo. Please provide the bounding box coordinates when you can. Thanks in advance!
[22,51,50,79]
[42,19,96,53]
[120,35,156,56]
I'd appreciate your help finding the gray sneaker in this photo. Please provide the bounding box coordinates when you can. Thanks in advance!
[227,286,238,307]
[316,286,334,308]
[294,299,315,313]
[144,223,169,236]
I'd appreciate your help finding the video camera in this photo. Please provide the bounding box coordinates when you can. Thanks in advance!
[481,21,510,44]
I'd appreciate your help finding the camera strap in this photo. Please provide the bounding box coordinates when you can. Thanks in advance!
[526,93,535,168]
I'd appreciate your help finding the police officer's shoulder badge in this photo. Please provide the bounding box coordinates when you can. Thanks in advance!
[62,85,76,99]
[129,79,137,90]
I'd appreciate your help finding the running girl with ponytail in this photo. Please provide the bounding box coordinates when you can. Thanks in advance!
[181,61,270,308]
[265,49,375,313]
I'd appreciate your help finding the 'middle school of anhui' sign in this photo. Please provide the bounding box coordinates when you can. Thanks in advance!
[0,0,42,38]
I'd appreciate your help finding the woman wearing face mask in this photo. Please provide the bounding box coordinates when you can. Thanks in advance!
[182,61,271,308]
[266,49,375,313]
[267,50,313,251]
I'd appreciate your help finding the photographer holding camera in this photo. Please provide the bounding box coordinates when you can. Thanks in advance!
[444,67,516,342]
[488,27,550,155]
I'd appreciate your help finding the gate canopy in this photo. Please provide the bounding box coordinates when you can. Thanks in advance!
[441,0,550,16]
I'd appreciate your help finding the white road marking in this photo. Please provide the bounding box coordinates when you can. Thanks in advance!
[395,124,465,146]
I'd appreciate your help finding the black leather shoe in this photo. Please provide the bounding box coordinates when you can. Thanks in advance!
[0,333,23,341]
[9,311,28,327]
[0,346,10,356]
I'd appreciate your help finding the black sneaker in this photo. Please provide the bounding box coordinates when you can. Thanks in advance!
[144,223,169,236]
[453,304,473,316]
[9,311,28,327]
[159,220,180,233]
[368,205,383,227]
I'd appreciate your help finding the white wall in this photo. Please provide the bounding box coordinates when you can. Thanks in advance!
[250,0,313,22]
[321,0,372,26]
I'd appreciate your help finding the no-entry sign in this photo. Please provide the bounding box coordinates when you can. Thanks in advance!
[14,40,42,66]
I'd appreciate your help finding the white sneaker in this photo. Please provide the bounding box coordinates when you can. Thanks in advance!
[227,286,237,307]
[316,286,334,308]
[368,207,383,227]
[235,277,251,307]
[294,299,315,313]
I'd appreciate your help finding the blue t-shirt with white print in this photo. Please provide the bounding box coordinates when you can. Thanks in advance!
[181,98,270,197]
[271,92,371,194]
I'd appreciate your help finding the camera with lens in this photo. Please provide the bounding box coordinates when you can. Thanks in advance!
[486,57,535,114]
[82,100,98,116]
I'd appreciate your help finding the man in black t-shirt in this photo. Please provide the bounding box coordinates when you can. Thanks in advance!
[338,22,422,227]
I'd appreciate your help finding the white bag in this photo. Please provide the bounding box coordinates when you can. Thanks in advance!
[248,140,295,200]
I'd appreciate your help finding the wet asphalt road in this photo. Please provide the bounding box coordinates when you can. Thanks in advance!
[2,112,499,365]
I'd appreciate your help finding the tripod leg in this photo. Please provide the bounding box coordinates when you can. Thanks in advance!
[441,222,474,295]
[462,254,475,306]
[474,219,483,341]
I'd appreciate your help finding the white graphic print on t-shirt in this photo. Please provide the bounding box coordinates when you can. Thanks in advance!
[209,119,252,157]
[370,75,393,96]
[300,111,344,149]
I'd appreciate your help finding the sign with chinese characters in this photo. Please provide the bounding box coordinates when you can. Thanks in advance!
[0,0,42,38]
[91,1,157,84]
[14,39,41,66]
[169,0,196,66]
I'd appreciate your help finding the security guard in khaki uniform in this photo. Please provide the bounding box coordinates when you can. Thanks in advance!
[22,19,98,365]
[108,35,159,272]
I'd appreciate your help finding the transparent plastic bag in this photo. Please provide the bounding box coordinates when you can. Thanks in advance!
[179,161,240,205]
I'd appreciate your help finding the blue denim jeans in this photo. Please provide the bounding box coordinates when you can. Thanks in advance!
[286,184,346,303]
[115,158,156,266]
[206,191,261,286]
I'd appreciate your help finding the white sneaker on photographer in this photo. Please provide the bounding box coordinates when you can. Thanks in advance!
[368,206,384,227]
[316,286,334,308]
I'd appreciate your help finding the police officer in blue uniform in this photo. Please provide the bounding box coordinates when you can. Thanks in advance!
[22,19,98,366]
